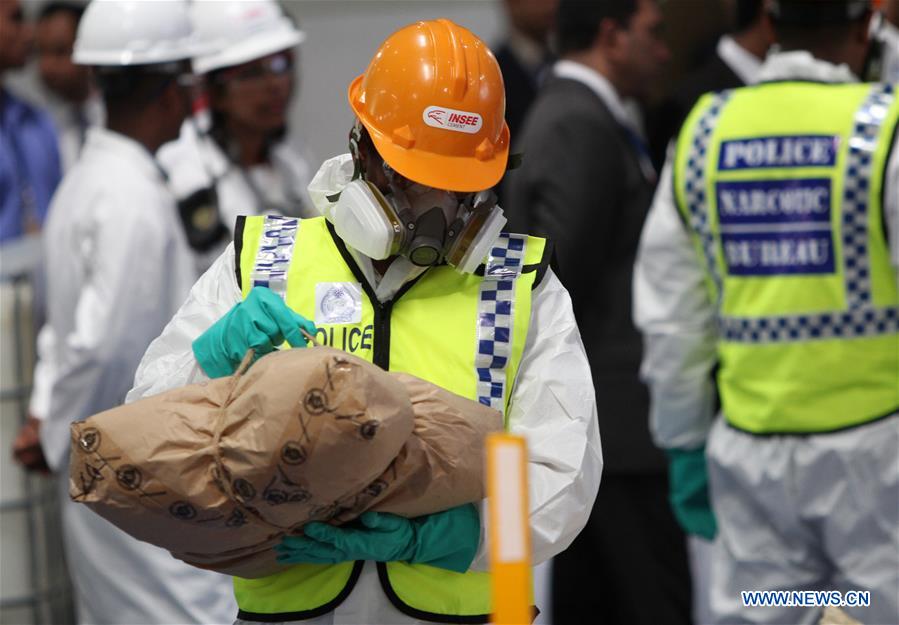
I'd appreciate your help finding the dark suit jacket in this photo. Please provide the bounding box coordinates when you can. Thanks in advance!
[505,76,664,474]
[648,52,745,169]
[495,44,539,149]
[494,43,551,207]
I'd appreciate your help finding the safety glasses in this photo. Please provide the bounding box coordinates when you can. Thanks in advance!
[216,51,294,89]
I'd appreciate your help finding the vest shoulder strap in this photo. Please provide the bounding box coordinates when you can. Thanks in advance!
[474,232,551,289]
[234,214,247,290]
[530,237,554,289]
[234,214,301,297]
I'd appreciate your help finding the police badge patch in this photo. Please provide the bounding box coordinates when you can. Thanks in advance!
[315,282,363,325]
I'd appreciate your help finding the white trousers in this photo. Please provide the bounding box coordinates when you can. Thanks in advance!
[688,536,714,625]
[706,414,899,625]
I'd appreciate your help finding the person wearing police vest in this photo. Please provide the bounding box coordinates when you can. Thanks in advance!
[634,0,899,623]
[127,19,601,625]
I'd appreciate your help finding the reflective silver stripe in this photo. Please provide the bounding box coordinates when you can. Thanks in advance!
[842,83,894,310]
[250,215,299,298]
[682,92,733,301]
[709,83,899,343]
[475,234,527,416]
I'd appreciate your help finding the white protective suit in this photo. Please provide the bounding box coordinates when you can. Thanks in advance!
[634,52,899,625]
[874,12,899,84]
[157,120,316,273]
[28,127,238,625]
[127,153,604,625]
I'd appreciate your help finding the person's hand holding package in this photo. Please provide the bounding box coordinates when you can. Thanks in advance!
[275,504,480,573]
[70,345,501,578]
[193,286,317,378]
[12,415,50,474]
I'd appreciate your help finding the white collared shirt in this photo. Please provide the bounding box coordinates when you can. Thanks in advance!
[553,59,636,132]
[716,35,763,85]
[757,49,858,83]
[553,59,655,180]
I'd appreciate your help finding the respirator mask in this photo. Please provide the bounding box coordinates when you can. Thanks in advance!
[328,123,507,273]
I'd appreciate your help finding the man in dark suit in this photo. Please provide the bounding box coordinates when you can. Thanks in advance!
[494,0,557,149]
[505,2,692,624]
[648,0,774,169]
[493,0,556,208]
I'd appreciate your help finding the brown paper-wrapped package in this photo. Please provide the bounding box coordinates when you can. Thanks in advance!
[69,347,501,578]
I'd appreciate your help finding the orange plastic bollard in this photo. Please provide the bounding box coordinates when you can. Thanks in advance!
[487,433,532,625]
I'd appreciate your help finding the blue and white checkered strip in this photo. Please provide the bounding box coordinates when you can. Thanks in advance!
[250,215,298,298]
[842,83,894,309]
[475,234,527,414]
[719,307,899,342]
[712,84,899,343]
[682,92,732,301]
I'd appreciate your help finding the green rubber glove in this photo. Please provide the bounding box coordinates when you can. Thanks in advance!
[192,286,316,379]
[275,504,480,573]
[666,447,717,540]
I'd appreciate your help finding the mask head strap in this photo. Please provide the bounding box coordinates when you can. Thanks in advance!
[507,152,524,171]
[348,119,367,181]
[326,120,368,203]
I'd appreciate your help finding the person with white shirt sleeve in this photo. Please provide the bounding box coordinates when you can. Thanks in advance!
[128,19,601,625]
[634,1,899,623]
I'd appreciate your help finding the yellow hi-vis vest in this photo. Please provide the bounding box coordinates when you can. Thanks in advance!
[674,81,899,434]
[231,215,550,623]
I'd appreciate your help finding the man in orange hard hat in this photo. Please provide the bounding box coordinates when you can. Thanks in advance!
[127,19,601,624]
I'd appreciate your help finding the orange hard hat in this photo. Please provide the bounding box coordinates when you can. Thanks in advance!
[348,19,509,192]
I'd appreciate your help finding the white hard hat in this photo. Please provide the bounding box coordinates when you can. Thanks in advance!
[191,0,305,75]
[73,0,201,66]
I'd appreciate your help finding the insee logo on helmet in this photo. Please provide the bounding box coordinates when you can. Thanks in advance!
[423,106,483,134]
